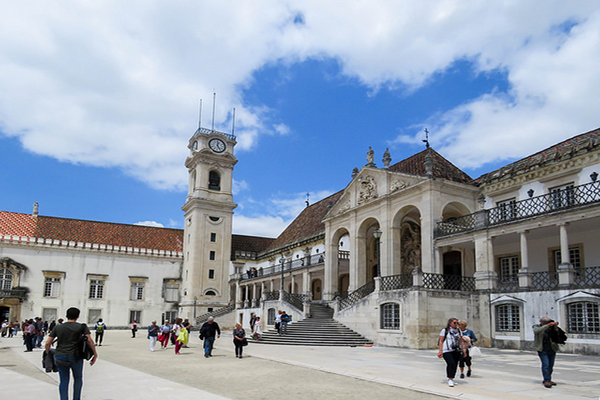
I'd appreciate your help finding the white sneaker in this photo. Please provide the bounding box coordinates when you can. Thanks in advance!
[448,380,455,387]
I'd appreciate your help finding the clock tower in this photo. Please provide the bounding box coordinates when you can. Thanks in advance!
[180,127,237,319]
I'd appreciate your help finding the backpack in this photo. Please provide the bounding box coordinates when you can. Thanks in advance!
[549,326,568,345]
[96,323,104,333]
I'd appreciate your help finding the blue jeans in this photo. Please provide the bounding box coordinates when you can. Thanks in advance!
[537,349,556,383]
[204,337,215,355]
[54,355,84,400]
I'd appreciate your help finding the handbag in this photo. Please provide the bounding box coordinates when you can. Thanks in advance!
[76,324,95,361]
[241,338,248,347]
[470,346,482,357]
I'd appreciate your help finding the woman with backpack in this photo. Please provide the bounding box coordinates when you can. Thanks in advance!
[438,317,462,387]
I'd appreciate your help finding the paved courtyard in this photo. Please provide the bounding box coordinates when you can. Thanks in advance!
[1,329,599,399]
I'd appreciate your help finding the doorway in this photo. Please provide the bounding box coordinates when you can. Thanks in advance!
[443,251,462,290]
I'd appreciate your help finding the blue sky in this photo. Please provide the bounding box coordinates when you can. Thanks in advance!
[1,2,599,237]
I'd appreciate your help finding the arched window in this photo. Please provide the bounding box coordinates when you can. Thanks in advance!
[568,301,600,334]
[380,302,400,330]
[0,268,13,290]
[205,290,216,296]
[208,170,221,191]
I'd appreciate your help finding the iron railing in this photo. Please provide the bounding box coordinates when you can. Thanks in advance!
[380,273,413,291]
[0,287,28,300]
[530,271,559,290]
[422,273,476,291]
[436,181,600,237]
[281,291,308,311]
[574,266,600,287]
[241,253,325,281]
[194,127,236,141]
[263,291,280,301]
[497,276,520,292]
[195,303,235,325]
[339,280,375,310]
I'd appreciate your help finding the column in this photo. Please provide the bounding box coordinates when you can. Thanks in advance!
[558,223,574,286]
[252,283,257,307]
[236,281,242,308]
[518,230,531,287]
[473,233,497,290]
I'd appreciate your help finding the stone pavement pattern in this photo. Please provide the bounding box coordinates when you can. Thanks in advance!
[1,330,599,399]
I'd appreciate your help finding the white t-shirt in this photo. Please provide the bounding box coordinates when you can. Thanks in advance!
[440,327,461,353]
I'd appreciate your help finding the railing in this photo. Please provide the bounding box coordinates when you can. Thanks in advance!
[574,266,600,287]
[263,291,280,301]
[380,273,413,291]
[422,273,476,291]
[531,271,559,290]
[497,276,520,292]
[195,303,235,325]
[436,181,600,237]
[339,280,375,310]
[194,127,236,141]
[0,287,28,300]
[240,253,325,281]
[281,291,309,311]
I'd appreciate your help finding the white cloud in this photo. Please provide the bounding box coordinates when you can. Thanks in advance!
[1,1,599,192]
[135,220,164,228]
[232,179,249,195]
[233,214,288,237]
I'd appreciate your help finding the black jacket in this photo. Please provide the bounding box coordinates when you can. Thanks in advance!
[199,321,221,339]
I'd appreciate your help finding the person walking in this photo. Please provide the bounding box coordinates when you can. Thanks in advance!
[252,316,263,340]
[159,321,171,349]
[44,307,98,400]
[533,317,561,388]
[199,316,221,358]
[233,323,246,358]
[280,311,290,335]
[94,319,107,346]
[438,317,462,387]
[130,320,138,338]
[148,321,159,352]
[275,310,282,335]
[24,319,36,352]
[458,320,477,378]
[172,318,184,354]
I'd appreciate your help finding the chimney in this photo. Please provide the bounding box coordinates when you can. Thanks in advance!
[32,202,39,218]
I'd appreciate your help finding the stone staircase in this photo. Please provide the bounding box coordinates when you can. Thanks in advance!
[254,303,373,347]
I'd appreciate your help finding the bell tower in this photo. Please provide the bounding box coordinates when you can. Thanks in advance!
[180,126,237,319]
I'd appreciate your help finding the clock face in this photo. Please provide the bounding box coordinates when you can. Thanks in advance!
[209,138,226,153]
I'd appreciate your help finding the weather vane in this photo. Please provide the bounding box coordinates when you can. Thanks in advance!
[423,128,430,149]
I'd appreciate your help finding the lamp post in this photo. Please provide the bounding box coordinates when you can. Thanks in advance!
[193,296,197,319]
[280,256,285,292]
[373,228,382,277]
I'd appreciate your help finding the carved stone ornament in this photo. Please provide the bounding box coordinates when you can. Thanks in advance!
[358,176,378,204]
[338,200,351,214]
[390,179,408,193]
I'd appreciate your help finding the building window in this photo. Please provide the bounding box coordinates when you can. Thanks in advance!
[495,304,520,332]
[208,269,215,279]
[552,245,583,274]
[164,311,177,324]
[44,277,61,298]
[129,310,141,324]
[89,279,105,299]
[549,183,575,210]
[163,283,179,302]
[205,290,216,296]
[268,308,276,325]
[210,233,217,242]
[88,309,102,325]
[207,307,214,313]
[208,170,221,191]
[567,301,600,334]
[209,251,216,260]
[381,302,400,330]
[499,256,519,284]
[130,282,145,301]
[0,268,13,290]
[497,198,517,221]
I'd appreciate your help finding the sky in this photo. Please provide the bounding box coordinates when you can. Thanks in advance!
[1,1,599,238]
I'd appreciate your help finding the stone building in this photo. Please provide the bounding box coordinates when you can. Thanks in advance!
[1,125,599,354]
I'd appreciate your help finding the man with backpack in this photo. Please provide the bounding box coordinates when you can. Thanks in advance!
[94,319,107,346]
[533,317,565,389]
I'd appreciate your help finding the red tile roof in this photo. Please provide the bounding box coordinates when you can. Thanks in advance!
[388,148,472,183]
[231,234,276,257]
[475,128,600,185]
[0,211,183,252]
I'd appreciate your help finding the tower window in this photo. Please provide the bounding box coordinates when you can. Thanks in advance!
[208,269,215,279]
[210,233,216,242]
[209,251,216,260]
[208,170,221,191]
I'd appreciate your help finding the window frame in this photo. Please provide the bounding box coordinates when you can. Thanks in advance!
[567,301,600,334]
[380,302,400,330]
[44,276,61,298]
[89,279,105,299]
[495,303,521,332]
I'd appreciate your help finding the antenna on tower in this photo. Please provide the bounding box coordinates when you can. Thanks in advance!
[198,99,202,129]
[231,108,236,136]
[422,128,430,149]
[305,192,310,207]
[211,91,216,132]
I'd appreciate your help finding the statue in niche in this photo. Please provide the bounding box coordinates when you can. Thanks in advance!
[400,221,421,273]
[358,176,378,204]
